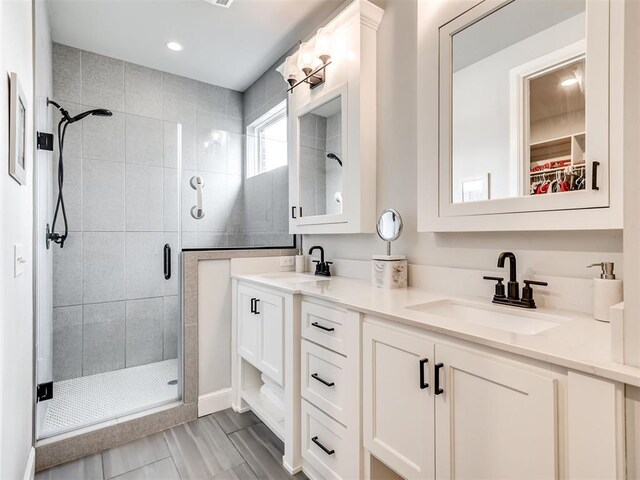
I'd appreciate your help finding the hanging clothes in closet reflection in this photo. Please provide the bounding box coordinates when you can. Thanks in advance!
[530,163,586,195]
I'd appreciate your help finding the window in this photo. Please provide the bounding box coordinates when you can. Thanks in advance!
[246,100,287,177]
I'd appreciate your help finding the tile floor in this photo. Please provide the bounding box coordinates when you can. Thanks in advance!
[36,408,307,480]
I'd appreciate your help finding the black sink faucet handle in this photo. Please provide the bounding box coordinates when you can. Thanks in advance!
[522,280,548,307]
[483,276,506,299]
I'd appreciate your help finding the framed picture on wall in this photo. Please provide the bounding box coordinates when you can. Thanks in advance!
[9,72,27,185]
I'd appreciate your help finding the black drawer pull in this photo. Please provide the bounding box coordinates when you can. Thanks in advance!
[311,373,335,387]
[419,358,429,389]
[250,298,256,314]
[435,362,444,395]
[311,321,334,332]
[254,298,260,315]
[311,436,335,455]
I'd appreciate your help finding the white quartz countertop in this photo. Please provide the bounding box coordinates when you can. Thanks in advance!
[232,272,640,387]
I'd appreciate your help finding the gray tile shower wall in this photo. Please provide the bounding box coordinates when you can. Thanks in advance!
[242,53,293,247]
[50,43,245,381]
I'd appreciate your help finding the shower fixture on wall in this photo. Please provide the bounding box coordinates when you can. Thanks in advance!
[327,152,343,167]
[46,99,112,248]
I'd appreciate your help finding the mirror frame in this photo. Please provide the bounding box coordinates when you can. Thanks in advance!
[438,0,609,217]
[377,208,404,242]
[293,83,349,226]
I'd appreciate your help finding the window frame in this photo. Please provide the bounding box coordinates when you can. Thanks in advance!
[246,100,288,178]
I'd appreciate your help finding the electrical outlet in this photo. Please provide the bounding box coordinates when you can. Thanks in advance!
[280,256,295,267]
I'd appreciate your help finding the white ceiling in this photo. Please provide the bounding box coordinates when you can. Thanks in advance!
[47,0,345,92]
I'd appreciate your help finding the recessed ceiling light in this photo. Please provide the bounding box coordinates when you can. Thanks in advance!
[203,0,234,7]
[166,41,183,52]
[561,77,579,87]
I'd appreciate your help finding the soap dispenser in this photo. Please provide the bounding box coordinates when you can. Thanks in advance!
[586,262,623,322]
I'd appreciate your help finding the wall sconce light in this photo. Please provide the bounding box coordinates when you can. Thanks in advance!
[279,26,333,93]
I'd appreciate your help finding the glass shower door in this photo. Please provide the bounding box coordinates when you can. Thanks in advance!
[35,108,183,439]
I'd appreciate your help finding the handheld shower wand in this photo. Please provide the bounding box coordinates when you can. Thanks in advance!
[46,99,112,248]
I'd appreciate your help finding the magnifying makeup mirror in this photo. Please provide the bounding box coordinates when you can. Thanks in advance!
[376,208,403,255]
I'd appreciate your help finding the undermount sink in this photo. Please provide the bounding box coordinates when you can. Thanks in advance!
[406,299,570,336]
[259,273,329,284]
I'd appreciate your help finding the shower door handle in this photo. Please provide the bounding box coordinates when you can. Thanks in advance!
[190,176,205,219]
[164,244,171,280]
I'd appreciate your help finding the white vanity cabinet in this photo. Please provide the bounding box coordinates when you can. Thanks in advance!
[363,317,623,480]
[362,321,436,479]
[237,283,285,385]
[299,299,360,480]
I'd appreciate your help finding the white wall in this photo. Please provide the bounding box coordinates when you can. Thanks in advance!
[0,0,35,477]
[305,0,622,281]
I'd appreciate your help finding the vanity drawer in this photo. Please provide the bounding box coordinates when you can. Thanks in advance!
[302,400,353,480]
[301,340,348,425]
[302,300,348,356]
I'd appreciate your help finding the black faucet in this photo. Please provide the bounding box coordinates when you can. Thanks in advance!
[497,252,519,300]
[484,252,548,309]
[309,246,332,277]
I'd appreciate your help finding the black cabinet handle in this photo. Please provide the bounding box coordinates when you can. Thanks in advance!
[311,373,335,387]
[419,358,429,389]
[434,363,444,395]
[311,322,334,332]
[592,161,600,191]
[311,436,335,455]
[164,244,171,280]
[250,298,256,314]
[254,298,260,315]
[291,206,297,219]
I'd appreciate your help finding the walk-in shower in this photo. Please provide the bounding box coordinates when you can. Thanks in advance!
[35,29,292,443]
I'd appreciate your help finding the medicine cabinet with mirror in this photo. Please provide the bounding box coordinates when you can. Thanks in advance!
[417,0,623,231]
[287,0,383,234]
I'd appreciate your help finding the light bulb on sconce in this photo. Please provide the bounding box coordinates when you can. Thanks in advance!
[314,26,332,65]
[280,25,334,92]
[283,55,299,87]
[297,41,318,76]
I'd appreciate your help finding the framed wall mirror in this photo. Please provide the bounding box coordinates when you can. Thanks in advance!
[293,85,348,225]
[424,0,618,228]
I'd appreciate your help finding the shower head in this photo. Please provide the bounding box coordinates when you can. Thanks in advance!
[47,99,112,124]
[327,152,343,167]
[69,108,113,123]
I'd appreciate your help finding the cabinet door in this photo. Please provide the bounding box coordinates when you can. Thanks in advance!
[257,289,285,385]
[237,285,260,367]
[363,321,435,480]
[434,344,557,479]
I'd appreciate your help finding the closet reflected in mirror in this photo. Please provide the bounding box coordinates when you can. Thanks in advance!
[451,0,587,203]
[298,95,344,217]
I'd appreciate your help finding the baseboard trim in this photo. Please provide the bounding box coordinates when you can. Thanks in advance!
[23,447,35,480]
[198,388,232,417]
